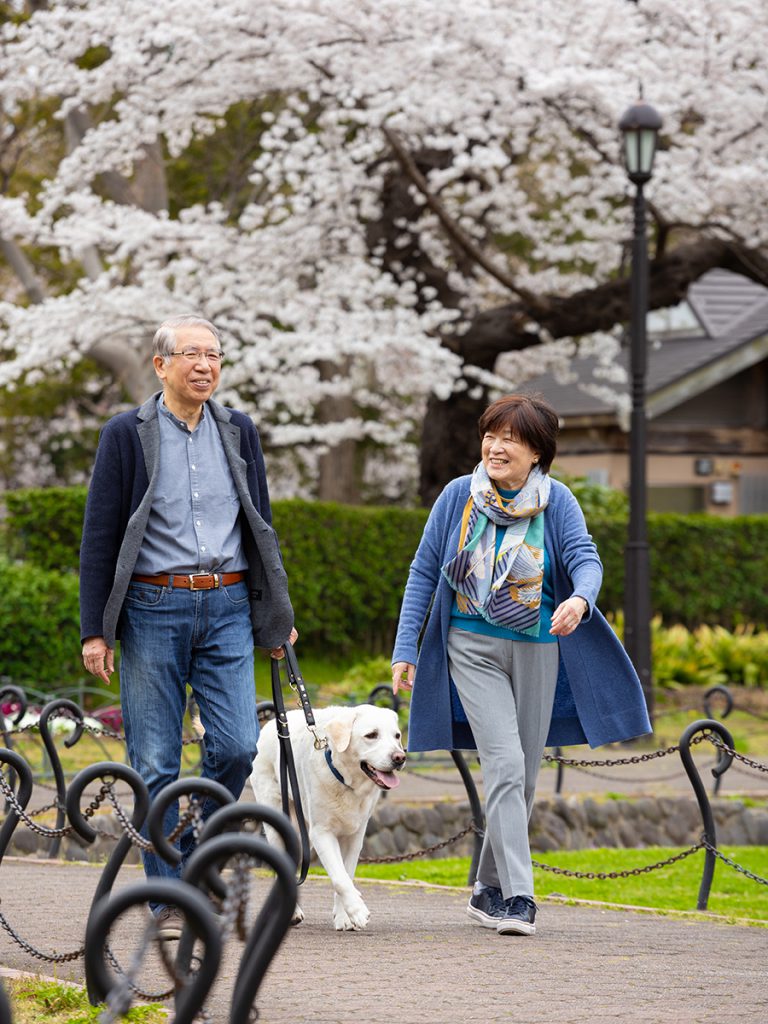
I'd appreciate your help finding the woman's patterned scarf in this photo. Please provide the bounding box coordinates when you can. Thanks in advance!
[441,462,551,634]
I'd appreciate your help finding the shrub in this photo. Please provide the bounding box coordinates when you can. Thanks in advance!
[614,616,768,691]
[693,623,768,689]
[0,558,83,687]
[2,486,86,572]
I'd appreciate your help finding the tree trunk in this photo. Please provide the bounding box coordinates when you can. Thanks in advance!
[418,237,768,505]
[316,433,360,504]
[314,359,361,503]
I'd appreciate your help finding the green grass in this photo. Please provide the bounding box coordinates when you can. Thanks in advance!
[328,846,768,924]
[255,651,364,703]
[5,977,165,1024]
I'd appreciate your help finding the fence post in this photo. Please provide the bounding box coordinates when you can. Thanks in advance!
[702,687,734,796]
[38,698,85,859]
[551,746,564,794]
[678,718,734,911]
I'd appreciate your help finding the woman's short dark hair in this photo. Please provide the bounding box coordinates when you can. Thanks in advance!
[478,394,560,474]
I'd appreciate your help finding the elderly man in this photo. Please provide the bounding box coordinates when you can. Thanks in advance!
[80,314,296,939]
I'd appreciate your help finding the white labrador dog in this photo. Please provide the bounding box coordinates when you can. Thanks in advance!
[249,703,406,930]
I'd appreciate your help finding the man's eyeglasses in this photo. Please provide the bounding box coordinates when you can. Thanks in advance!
[169,348,225,364]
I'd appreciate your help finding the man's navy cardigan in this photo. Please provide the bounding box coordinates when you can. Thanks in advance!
[79,393,294,650]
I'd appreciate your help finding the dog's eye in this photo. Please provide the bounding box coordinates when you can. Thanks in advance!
[364,730,379,740]
[395,732,401,740]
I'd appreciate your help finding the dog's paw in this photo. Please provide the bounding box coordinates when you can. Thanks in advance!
[333,898,370,931]
[291,904,305,927]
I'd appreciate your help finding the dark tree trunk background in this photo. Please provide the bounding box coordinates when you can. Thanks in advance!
[369,140,768,506]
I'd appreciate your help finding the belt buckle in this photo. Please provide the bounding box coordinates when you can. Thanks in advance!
[188,573,219,591]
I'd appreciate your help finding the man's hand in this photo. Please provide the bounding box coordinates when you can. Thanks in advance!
[82,636,115,683]
[270,626,299,659]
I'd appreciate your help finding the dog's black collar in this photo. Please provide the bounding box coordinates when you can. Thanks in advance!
[324,747,351,788]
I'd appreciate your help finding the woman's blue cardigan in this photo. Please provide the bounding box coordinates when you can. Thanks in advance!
[391,475,651,751]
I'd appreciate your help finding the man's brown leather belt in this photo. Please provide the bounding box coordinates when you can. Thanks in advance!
[131,572,246,591]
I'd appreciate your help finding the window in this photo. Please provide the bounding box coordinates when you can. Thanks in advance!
[647,301,703,338]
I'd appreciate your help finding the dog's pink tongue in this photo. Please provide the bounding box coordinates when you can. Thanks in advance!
[374,770,400,790]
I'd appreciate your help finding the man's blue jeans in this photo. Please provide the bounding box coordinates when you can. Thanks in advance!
[119,578,258,904]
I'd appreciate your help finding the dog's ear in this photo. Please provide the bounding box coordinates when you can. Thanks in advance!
[326,713,355,753]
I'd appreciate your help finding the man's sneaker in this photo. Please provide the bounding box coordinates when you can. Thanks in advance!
[154,906,185,941]
[496,894,537,935]
[466,886,505,928]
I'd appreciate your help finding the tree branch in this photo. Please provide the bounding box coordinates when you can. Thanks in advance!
[445,233,768,369]
[382,125,542,309]
[0,235,47,304]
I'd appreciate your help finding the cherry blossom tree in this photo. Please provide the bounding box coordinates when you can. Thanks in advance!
[0,0,766,500]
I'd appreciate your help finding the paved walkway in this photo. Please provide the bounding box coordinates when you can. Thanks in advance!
[0,856,766,1023]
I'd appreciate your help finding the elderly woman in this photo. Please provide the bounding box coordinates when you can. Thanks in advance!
[391,393,650,936]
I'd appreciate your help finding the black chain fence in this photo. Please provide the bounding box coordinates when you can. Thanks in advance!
[0,699,765,982]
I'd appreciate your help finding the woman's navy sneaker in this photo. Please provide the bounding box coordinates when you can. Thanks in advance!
[496,894,537,935]
[466,886,505,928]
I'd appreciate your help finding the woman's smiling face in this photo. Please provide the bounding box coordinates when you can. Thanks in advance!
[481,429,539,490]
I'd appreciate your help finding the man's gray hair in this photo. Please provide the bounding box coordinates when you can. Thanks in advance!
[153,315,222,360]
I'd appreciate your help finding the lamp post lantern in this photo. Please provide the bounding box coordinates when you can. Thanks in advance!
[619,99,662,723]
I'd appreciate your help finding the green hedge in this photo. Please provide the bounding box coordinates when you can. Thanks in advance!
[2,488,768,668]
[3,486,86,573]
[585,512,768,630]
[0,559,82,687]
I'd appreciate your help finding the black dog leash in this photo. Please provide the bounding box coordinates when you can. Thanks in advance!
[270,644,323,884]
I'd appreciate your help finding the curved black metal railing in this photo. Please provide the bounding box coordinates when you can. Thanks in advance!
[0,679,765,1023]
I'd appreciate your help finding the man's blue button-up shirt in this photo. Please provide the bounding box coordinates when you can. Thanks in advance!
[133,396,245,574]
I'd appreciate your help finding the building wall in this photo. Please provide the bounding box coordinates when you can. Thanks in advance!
[554,360,768,515]
[554,451,768,515]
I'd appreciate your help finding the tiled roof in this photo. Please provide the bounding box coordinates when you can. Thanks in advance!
[688,269,768,337]
[516,269,768,420]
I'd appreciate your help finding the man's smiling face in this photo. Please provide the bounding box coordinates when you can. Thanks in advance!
[154,324,222,415]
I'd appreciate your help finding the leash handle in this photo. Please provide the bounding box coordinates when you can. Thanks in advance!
[283,644,315,726]
[270,651,312,885]
[282,643,327,750]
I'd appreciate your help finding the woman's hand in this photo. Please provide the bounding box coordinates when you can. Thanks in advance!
[550,596,588,637]
[392,661,415,694]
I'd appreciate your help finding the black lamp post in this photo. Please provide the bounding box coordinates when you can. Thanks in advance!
[619,99,662,724]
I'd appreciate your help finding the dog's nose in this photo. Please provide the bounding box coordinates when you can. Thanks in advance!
[392,751,406,767]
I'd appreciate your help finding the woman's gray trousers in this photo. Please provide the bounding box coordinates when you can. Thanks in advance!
[447,627,559,899]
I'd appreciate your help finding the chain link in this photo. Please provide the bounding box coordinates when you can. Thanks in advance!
[105,783,154,852]
[556,761,692,785]
[543,743,683,769]
[0,773,74,838]
[737,706,768,723]
[701,839,768,887]
[359,822,482,864]
[26,798,65,818]
[105,941,175,1003]
[0,906,84,963]
[533,842,705,879]
[409,771,467,786]
[705,734,768,774]
[5,719,201,748]
[219,854,254,943]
